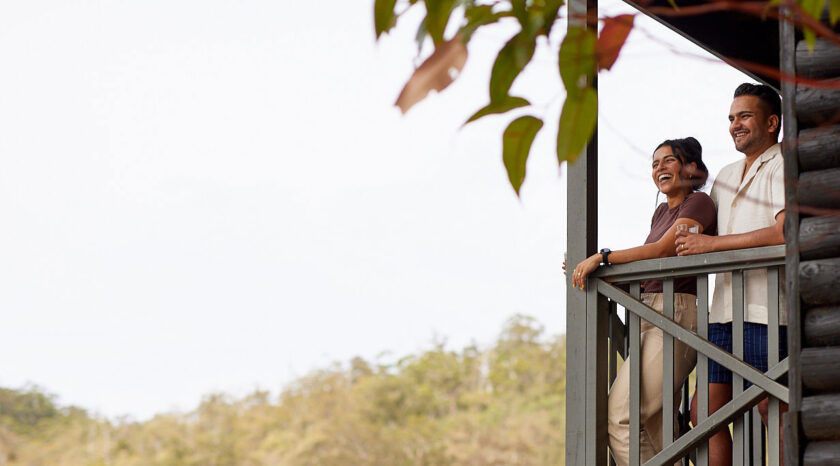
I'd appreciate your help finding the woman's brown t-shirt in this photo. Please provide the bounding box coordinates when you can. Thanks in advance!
[642,192,717,295]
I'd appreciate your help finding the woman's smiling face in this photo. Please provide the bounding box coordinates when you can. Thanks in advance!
[652,145,687,196]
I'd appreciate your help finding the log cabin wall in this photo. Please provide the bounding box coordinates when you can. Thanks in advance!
[786,15,840,465]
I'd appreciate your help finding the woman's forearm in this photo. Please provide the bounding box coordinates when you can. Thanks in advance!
[573,243,670,289]
[607,241,673,265]
[573,219,701,289]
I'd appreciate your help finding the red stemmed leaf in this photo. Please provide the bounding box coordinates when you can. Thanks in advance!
[597,14,634,71]
[395,35,468,114]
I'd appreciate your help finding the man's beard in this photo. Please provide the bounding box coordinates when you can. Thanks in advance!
[734,134,758,153]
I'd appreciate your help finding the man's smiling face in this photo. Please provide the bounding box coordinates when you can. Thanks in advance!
[728,95,777,156]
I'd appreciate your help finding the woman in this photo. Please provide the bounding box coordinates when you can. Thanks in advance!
[570,137,716,466]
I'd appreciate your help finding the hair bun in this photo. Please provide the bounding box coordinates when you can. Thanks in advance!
[681,137,702,153]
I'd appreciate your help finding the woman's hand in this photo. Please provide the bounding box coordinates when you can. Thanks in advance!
[572,254,601,290]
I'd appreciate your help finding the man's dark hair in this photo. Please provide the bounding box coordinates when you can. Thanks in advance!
[733,83,782,137]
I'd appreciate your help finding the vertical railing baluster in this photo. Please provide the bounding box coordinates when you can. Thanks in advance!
[732,270,745,466]
[746,409,754,465]
[743,411,752,465]
[681,382,690,466]
[624,307,629,363]
[586,285,609,465]
[663,279,675,452]
[609,300,618,386]
[609,300,618,466]
[681,384,689,434]
[696,275,709,466]
[767,267,780,466]
[751,406,764,465]
[629,282,641,466]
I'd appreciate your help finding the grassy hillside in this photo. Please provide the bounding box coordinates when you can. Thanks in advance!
[0,315,566,465]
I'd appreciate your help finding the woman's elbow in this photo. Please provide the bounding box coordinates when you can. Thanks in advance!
[655,243,676,258]
[774,228,786,245]
[771,222,785,245]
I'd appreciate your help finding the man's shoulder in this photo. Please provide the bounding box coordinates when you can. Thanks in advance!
[764,142,782,157]
[713,159,744,186]
[718,159,744,176]
[762,143,784,168]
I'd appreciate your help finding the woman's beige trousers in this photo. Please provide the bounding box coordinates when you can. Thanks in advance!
[607,293,698,466]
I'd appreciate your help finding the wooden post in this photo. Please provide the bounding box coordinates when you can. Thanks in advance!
[780,7,802,465]
[565,1,598,464]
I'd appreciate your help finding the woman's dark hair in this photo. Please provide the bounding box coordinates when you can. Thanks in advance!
[654,137,709,191]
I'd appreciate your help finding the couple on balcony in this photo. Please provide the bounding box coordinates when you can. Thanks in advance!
[570,83,787,466]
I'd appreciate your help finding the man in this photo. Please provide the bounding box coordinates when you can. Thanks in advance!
[676,83,787,465]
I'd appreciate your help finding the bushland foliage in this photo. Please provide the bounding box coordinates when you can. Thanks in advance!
[0,315,566,465]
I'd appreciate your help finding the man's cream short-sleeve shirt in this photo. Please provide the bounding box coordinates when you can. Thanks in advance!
[709,143,786,325]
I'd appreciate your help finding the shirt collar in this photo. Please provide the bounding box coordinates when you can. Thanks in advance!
[756,142,781,164]
[737,143,781,194]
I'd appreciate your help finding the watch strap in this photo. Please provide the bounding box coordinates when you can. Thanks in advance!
[599,248,611,266]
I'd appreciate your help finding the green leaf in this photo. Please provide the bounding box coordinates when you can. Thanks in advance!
[830,0,840,24]
[489,31,537,103]
[804,27,817,51]
[556,87,597,164]
[465,96,531,124]
[541,0,564,37]
[801,0,826,17]
[800,0,826,50]
[558,26,596,98]
[460,4,504,40]
[464,4,494,23]
[511,0,528,24]
[503,116,543,195]
[374,0,399,38]
[510,0,548,35]
[423,0,457,45]
[415,17,428,53]
[526,7,546,36]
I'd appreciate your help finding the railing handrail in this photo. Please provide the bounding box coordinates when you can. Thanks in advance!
[592,245,785,283]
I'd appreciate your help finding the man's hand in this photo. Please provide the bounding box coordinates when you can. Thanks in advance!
[675,231,716,256]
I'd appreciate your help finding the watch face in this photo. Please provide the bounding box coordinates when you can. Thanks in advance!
[600,249,610,265]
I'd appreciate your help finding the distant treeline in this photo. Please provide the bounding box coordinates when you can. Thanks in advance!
[0,315,565,465]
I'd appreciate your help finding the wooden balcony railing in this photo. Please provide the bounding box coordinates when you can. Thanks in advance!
[582,245,787,466]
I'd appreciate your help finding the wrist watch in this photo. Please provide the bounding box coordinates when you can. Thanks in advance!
[599,248,612,266]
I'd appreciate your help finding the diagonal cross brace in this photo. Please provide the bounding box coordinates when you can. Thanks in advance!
[643,359,789,466]
[596,279,789,401]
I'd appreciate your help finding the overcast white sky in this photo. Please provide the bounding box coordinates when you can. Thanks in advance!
[0,0,754,420]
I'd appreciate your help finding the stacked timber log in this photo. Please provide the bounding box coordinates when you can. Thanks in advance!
[794,33,840,466]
